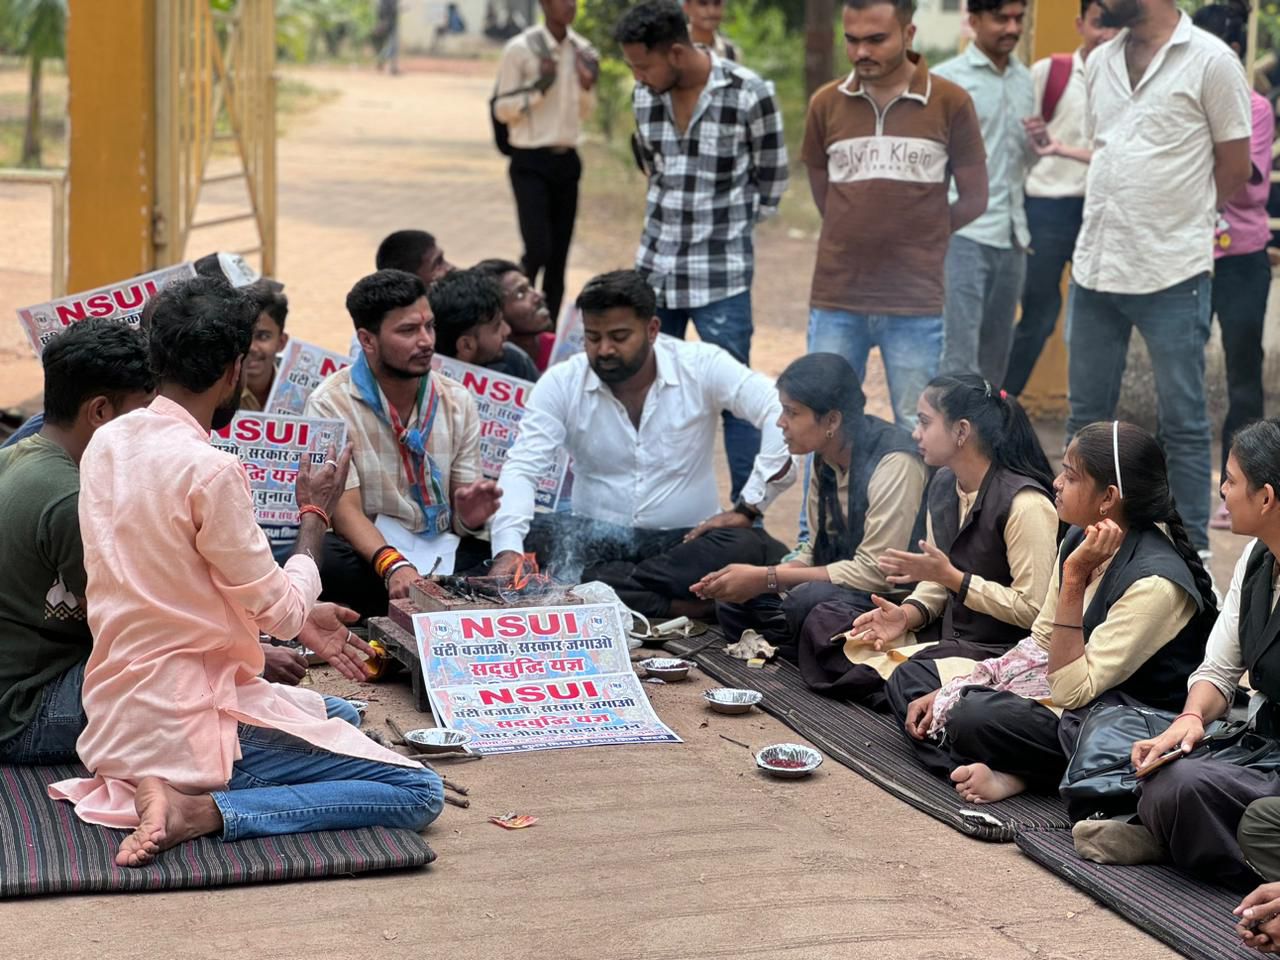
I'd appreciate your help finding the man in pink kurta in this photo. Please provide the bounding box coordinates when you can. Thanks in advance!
[49,276,442,865]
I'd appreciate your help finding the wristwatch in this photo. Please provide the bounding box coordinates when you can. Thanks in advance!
[732,499,762,521]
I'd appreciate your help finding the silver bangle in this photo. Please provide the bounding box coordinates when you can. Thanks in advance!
[383,560,414,586]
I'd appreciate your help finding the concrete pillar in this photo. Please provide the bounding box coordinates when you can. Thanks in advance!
[66,0,156,292]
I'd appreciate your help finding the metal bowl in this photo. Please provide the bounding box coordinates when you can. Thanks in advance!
[755,743,823,779]
[404,727,473,754]
[639,657,693,681]
[703,687,763,715]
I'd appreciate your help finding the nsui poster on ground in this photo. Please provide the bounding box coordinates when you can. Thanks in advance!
[412,604,681,754]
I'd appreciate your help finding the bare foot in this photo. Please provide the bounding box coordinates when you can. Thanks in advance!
[950,763,1026,804]
[115,777,224,868]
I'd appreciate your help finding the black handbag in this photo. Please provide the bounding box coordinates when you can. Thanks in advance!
[1059,702,1236,821]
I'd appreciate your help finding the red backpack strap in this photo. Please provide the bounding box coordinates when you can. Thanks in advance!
[1041,53,1074,123]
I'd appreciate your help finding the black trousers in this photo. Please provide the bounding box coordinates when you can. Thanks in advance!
[522,513,787,619]
[1212,249,1271,469]
[1138,756,1280,891]
[318,532,492,620]
[885,659,1075,792]
[716,582,874,664]
[509,147,581,320]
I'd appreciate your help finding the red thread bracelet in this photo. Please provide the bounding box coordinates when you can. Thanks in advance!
[299,504,331,528]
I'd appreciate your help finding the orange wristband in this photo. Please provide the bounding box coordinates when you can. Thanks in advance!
[298,504,331,528]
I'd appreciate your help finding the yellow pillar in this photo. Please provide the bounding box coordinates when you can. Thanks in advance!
[66,0,156,292]
[1018,0,1081,418]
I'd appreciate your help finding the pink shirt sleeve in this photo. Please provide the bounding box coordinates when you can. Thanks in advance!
[192,460,321,640]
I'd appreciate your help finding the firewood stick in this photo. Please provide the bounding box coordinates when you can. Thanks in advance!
[384,716,411,746]
[403,750,483,762]
[442,778,469,796]
[445,794,469,809]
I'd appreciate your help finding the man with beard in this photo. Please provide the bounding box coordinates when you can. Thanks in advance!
[473,258,556,375]
[802,0,987,429]
[489,270,793,619]
[616,0,788,503]
[48,277,442,866]
[306,270,501,617]
[1065,0,1252,558]
[934,0,1035,386]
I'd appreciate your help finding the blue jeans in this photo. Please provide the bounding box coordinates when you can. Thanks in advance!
[0,660,86,764]
[1005,197,1084,396]
[658,289,760,501]
[941,235,1027,385]
[806,308,943,429]
[1065,274,1213,550]
[210,696,444,841]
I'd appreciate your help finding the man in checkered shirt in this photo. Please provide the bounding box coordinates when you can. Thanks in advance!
[615,0,789,502]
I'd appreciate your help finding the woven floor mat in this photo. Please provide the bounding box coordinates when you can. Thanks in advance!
[1016,828,1256,960]
[664,633,1071,842]
[0,763,435,897]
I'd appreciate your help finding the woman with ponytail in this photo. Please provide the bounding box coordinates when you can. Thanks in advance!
[794,374,1060,704]
[695,353,929,658]
[886,421,1216,805]
[1125,419,1280,896]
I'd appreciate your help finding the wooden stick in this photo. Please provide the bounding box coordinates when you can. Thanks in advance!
[384,716,411,746]
[719,734,751,750]
[444,794,469,809]
[441,778,469,796]
[403,750,483,762]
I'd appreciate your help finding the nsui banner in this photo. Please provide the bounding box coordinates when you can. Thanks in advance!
[265,339,354,416]
[412,604,681,754]
[433,355,568,512]
[211,412,348,548]
[17,263,197,355]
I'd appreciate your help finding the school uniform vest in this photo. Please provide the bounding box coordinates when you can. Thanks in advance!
[926,465,1052,657]
[1058,525,1211,712]
[1239,541,1280,733]
[812,414,924,567]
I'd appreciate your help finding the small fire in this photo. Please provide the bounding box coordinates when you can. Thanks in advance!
[510,552,550,592]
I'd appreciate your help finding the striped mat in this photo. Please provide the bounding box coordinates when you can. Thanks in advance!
[1016,828,1255,960]
[1,764,435,897]
[665,634,1072,842]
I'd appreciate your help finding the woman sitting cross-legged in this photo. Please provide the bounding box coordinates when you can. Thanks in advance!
[886,421,1217,804]
[796,375,1060,706]
[694,353,928,661]
[1127,419,1280,894]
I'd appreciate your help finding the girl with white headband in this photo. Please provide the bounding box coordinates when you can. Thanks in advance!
[886,420,1218,805]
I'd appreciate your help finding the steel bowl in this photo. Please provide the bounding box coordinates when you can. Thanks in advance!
[639,657,693,681]
[703,687,763,715]
[404,727,473,754]
[755,743,823,779]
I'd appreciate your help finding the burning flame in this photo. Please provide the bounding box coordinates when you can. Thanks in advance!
[510,553,550,592]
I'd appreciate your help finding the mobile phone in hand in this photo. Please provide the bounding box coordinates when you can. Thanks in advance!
[1136,746,1185,779]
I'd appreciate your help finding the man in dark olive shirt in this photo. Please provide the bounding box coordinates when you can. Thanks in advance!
[0,318,156,763]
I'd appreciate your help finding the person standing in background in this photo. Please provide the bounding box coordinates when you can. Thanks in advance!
[1191,2,1276,530]
[934,0,1035,385]
[1004,0,1116,397]
[683,0,739,62]
[374,0,400,75]
[493,0,599,322]
[615,0,789,502]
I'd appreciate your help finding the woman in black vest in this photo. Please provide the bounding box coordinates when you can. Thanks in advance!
[1131,419,1280,893]
[697,353,928,661]
[798,375,1059,704]
[887,421,1216,804]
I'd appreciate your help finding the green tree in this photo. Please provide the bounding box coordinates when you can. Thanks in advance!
[0,0,66,167]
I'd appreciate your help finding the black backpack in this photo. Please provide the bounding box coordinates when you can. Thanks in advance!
[490,31,555,157]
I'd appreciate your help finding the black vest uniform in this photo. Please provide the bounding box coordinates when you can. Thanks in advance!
[1240,540,1280,735]
[912,465,1053,661]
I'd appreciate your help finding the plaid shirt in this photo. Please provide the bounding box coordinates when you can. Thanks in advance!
[631,55,789,309]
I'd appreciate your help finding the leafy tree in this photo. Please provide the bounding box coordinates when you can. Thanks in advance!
[0,0,66,167]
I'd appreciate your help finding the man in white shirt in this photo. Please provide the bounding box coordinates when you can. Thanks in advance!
[1004,0,1116,396]
[492,0,598,321]
[489,270,793,617]
[1065,0,1252,553]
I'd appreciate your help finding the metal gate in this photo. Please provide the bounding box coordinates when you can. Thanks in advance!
[154,0,277,275]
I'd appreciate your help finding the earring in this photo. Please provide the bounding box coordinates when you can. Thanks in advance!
[825,430,834,438]
[1100,506,1108,517]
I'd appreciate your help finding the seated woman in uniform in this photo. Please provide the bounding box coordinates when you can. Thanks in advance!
[886,421,1217,804]
[798,375,1059,705]
[1128,419,1280,896]
[693,353,928,661]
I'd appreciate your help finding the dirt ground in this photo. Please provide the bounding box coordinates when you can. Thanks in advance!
[0,57,1244,958]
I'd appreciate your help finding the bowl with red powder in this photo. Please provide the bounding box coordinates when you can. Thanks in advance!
[755,743,822,779]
